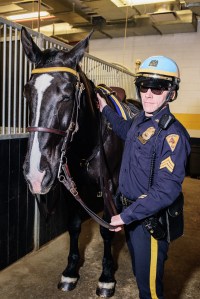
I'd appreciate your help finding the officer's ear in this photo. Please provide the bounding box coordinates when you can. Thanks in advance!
[170,91,177,102]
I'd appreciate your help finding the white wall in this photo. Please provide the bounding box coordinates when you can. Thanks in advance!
[89,23,200,137]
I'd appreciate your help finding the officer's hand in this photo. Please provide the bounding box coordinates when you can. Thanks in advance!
[109,215,124,232]
[97,93,107,112]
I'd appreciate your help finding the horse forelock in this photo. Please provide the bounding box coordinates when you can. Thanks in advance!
[38,48,62,66]
[37,48,76,69]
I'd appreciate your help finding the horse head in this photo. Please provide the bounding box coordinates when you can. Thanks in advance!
[21,27,94,194]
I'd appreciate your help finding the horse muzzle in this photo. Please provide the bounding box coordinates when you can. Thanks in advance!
[25,169,46,194]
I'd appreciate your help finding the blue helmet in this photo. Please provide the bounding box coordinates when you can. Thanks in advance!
[135,55,180,101]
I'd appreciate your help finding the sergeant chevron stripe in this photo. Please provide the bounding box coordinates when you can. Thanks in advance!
[159,156,174,173]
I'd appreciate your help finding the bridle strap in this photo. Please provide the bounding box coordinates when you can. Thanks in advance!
[31,67,78,77]
[27,126,67,136]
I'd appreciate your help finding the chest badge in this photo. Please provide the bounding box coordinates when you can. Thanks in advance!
[138,127,156,144]
[166,134,180,152]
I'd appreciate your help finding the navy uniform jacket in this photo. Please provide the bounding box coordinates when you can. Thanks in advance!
[102,105,191,225]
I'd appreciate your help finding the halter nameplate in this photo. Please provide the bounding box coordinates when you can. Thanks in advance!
[31,67,78,78]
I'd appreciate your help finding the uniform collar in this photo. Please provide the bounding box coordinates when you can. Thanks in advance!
[152,105,170,124]
[140,105,171,126]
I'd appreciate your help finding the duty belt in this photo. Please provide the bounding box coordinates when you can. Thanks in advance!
[120,194,135,207]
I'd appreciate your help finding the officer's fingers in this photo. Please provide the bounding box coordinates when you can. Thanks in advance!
[115,226,122,232]
[109,226,122,232]
[97,93,106,104]
[97,93,102,99]
[96,93,102,102]
[111,215,124,226]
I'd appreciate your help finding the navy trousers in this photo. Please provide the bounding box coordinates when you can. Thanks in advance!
[125,222,169,299]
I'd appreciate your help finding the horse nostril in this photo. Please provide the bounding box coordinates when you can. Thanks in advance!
[26,179,34,193]
[41,170,51,186]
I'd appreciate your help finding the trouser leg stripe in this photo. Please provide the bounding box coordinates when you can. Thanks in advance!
[150,236,159,299]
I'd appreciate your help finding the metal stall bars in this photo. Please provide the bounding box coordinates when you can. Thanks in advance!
[81,56,135,99]
[0,17,135,138]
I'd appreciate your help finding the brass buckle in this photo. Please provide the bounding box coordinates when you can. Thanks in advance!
[70,187,78,197]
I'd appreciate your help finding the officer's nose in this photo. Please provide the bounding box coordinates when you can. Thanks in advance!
[146,88,153,96]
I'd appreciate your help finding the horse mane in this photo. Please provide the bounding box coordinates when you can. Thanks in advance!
[77,66,97,120]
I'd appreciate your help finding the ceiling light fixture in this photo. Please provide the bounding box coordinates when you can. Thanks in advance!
[6,11,54,21]
[37,23,73,36]
[110,0,175,7]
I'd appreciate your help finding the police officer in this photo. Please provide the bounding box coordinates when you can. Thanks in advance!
[97,56,191,299]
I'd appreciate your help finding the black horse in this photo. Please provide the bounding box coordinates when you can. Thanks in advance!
[21,27,138,297]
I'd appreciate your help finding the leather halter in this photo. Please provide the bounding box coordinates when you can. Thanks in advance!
[27,66,80,136]
[27,126,67,136]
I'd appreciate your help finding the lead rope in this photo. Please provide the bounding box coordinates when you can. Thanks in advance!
[59,163,116,230]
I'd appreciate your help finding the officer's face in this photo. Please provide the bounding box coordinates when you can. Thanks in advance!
[140,88,169,116]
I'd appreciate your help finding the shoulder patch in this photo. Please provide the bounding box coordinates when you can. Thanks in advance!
[166,134,179,152]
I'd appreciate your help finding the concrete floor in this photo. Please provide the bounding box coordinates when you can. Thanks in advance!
[0,177,199,299]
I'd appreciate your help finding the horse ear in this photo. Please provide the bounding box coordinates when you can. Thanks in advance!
[68,30,94,65]
[21,26,43,64]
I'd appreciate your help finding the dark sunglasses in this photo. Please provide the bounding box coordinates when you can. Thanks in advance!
[139,86,167,95]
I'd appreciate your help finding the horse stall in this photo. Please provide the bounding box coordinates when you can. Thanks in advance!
[0,18,136,272]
